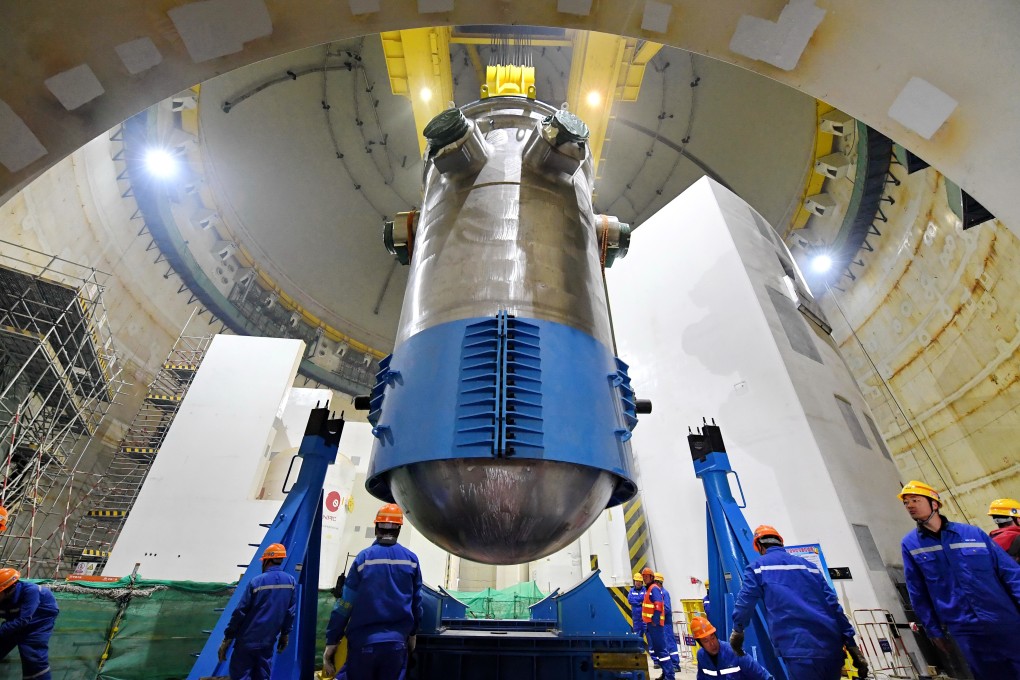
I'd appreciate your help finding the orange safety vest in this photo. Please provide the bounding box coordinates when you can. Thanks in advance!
[641,583,664,625]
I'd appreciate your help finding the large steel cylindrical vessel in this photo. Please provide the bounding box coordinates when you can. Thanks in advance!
[367,98,638,564]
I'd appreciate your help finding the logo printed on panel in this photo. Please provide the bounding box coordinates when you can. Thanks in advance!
[325,491,343,513]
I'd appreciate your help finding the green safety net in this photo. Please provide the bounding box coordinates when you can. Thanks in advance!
[0,579,340,680]
[446,581,545,620]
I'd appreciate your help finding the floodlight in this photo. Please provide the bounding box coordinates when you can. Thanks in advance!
[144,148,178,179]
[811,254,833,273]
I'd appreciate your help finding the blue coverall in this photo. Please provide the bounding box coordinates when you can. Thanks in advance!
[642,583,675,678]
[223,564,297,680]
[0,581,59,680]
[902,518,1020,680]
[627,584,646,641]
[696,641,774,680]
[732,546,856,680]
[326,540,423,680]
[662,588,680,669]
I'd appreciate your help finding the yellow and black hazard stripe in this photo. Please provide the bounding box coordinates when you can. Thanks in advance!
[623,495,654,575]
[86,510,127,518]
[164,362,198,372]
[608,585,633,626]
[122,447,157,455]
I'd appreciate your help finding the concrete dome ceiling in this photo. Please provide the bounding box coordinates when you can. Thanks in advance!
[194,34,814,351]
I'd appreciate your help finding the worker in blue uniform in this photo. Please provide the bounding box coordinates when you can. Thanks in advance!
[627,572,647,647]
[730,525,868,680]
[324,503,422,680]
[641,567,675,680]
[218,543,297,680]
[899,480,1020,680]
[0,568,59,680]
[654,573,681,671]
[691,616,772,680]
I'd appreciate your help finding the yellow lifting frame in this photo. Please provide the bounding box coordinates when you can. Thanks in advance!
[567,33,661,177]
[381,28,455,156]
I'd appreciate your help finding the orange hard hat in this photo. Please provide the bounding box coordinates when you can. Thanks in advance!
[690,616,717,639]
[0,568,19,593]
[641,567,654,577]
[753,525,784,552]
[261,543,286,561]
[375,503,404,525]
[0,506,7,532]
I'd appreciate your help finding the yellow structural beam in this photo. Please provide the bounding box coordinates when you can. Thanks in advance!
[788,101,837,233]
[617,40,662,102]
[567,33,660,177]
[381,28,454,156]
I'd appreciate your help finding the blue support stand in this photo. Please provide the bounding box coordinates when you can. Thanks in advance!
[413,570,647,679]
[188,406,344,680]
[689,422,788,680]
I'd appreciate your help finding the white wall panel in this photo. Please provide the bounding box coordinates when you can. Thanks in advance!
[105,335,303,581]
[608,178,907,620]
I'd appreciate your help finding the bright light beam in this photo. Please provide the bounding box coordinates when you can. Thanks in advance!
[811,254,833,273]
[144,149,179,179]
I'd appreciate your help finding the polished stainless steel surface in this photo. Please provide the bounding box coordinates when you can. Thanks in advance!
[389,459,616,564]
[395,99,614,348]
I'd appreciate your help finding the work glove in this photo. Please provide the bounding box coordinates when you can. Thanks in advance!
[323,644,338,678]
[408,634,417,653]
[277,633,289,653]
[729,629,745,656]
[847,645,869,679]
[218,638,232,663]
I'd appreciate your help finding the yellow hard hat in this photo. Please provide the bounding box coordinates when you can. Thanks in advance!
[898,480,940,503]
[988,498,1020,517]
[633,573,642,581]
[653,572,665,583]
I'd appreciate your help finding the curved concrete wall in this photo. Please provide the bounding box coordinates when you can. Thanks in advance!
[2,2,1020,238]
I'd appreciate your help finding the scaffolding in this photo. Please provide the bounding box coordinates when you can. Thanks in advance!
[0,240,125,576]
[61,323,211,575]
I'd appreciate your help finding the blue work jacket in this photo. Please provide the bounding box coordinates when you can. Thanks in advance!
[326,540,423,646]
[0,581,58,638]
[902,518,1020,637]
[662,587,673,627]
[732,546,855,660]
[627,585,645,622]
[697,641,773,680]
[224,564,297,649]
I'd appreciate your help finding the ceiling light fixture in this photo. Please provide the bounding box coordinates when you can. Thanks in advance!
[420,87,433,103]
[144,148,178,179]
[810,254,833,273]
[585,90,601,107]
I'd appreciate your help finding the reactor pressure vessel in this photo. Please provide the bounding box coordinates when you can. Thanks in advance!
[367,98,638,564]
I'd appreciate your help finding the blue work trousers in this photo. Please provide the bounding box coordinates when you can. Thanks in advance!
[783,654,844,680]
[954,631,1020,680]
[668,628,680,669]
[346,640,407,680]
[0,619,55,680]
[229,645,273,680]
[632,620,647,648]
[646,625,675,678]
